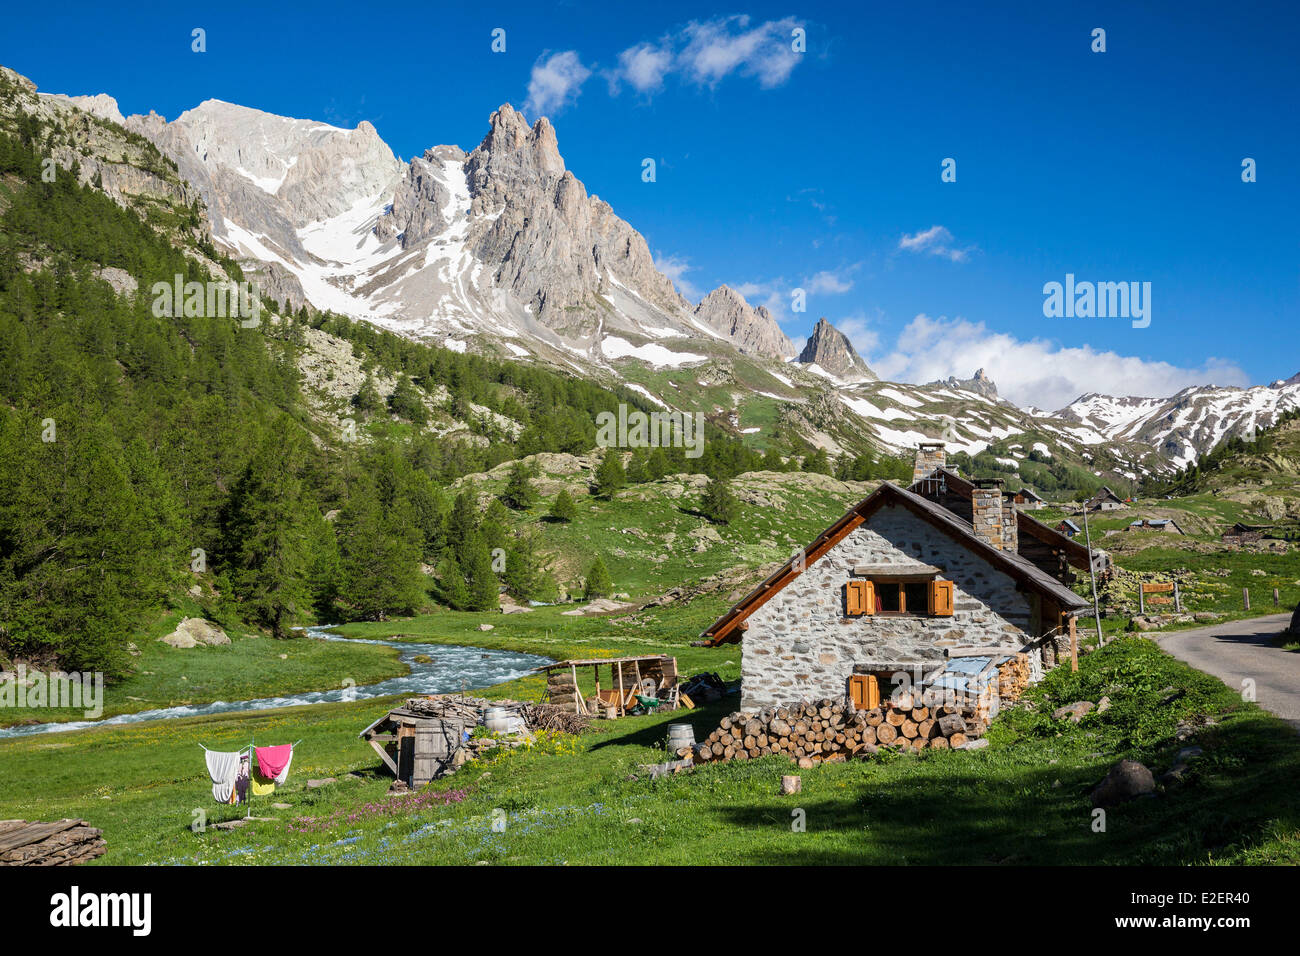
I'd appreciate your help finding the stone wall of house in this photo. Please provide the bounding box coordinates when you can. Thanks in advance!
[740,503,1034,711]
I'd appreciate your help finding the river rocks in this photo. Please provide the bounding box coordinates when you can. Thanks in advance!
[159,617,230,648]
[1090,759,1156,807]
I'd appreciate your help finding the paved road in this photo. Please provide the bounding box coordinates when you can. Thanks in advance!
[1154,613,1300,728]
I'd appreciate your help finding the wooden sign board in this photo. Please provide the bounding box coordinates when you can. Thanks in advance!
[1148,596,1172,605]
[1142,582,1175,594]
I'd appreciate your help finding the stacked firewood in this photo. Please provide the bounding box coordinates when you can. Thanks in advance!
[996,654,1031,700]
[687,696,984,766]
[0,819,105,866]
[545,671,582,713]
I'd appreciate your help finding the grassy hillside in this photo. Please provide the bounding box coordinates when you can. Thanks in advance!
[0,635,1294,865]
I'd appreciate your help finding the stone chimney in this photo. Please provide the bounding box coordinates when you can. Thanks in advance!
[912,442,947,484]
[972,478,1006,550]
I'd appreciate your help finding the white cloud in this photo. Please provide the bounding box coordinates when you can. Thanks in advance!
[654,252,702,301]
[897,225,974,263]
[834,312,881,357]
[804,267,855,295]
[610,16,805,97]
[863,314,1249,411]
[614,43,675,93]
[524,51,592,117]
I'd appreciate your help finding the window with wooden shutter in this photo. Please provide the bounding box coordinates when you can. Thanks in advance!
[928,579,955,616]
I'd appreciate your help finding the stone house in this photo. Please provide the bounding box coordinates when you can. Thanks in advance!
[702,460,1093,711]
[1013,487,1046,510]
[1083,486,1125,512]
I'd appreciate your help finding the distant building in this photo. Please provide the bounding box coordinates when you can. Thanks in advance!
[1082,486,1125,512]
[1057,519,1082,538]
[1221,523,1274,546]
[1127,518,1185,535]
[1013,487,1046,510]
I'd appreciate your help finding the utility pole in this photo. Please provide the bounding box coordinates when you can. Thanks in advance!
[1082,505,1104,646]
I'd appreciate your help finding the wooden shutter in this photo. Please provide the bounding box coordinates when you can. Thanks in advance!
[928,580,954,616]
[849,674,880,709]
[845,580,874,616]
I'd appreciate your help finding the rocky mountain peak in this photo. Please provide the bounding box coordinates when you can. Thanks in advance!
[797,317,875,381]
[932,367,999,399]
[693,286,796,360]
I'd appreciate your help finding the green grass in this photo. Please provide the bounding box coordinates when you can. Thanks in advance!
[0,634,1295,865]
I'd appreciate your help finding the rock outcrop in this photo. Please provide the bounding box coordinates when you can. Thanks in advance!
[932,367,998,399]
[796,317,875,380]
[693,286,795,359]
[159,617,230,649]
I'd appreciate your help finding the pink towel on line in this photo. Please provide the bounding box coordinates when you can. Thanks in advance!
[255,745,293,781]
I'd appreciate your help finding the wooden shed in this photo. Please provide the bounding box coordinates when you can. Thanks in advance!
[359,707,465,788]
[536,655,678,718]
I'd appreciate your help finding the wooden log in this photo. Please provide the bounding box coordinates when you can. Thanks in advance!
[948,732,968,749]
[860,725,878,746]
[936,713,967,737]
[910,706,929,722]
[865,708,885,726]
[900,719,919,739]
[917,718,937,739]
[930,735,950,750]
[885,709,907,727]
[876,723,898,744]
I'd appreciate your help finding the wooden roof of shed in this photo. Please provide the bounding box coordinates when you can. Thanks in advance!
[534,655,674,671]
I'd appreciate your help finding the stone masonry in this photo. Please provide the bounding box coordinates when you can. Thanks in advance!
[740,503,1033,711]
[911,442,947,484]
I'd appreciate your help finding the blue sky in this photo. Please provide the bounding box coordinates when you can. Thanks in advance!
[5,1,1298,408]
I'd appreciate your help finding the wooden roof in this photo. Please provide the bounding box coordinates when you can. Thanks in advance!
[700,481,1091,646]
[533,655,674,671]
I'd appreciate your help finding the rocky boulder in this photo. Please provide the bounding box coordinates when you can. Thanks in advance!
[159,617,230,648]
[1090,759,1156,807]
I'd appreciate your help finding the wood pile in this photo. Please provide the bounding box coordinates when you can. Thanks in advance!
[996,654,1030,697]
[545,671,582,713]
[687,697,985,766]
[402,695,588,734]
[403,695,522,722]
[519,702,590,734]
[0,819,105,866]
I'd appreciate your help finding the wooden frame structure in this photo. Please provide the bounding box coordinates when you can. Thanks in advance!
[535,655,678,718]
[359,707,464,787]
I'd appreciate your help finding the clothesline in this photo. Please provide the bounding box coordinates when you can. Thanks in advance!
[200,737,302,817]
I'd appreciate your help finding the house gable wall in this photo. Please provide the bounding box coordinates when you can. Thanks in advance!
[740,503,1034,711]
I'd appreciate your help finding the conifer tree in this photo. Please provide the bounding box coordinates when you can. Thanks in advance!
[700,477,739,525]
[593,450,626,498]
[548,488,577,522]
[583,555,613,600]
[501,459,538,510]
